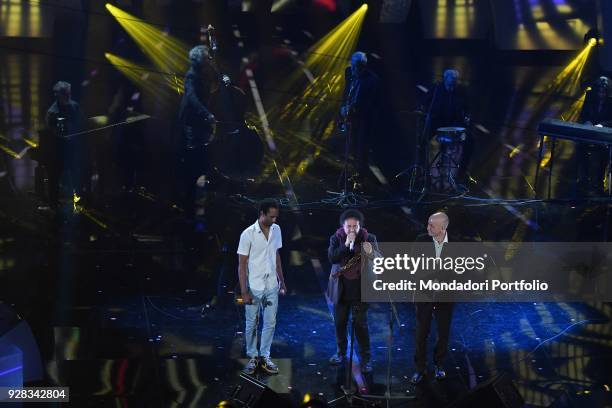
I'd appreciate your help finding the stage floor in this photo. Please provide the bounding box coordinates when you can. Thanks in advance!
[2,183,612,407]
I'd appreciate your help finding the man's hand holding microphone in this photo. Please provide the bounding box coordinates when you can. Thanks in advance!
[345,231,356,251]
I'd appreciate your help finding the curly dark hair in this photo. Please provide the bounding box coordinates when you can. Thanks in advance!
[339,209,364,226]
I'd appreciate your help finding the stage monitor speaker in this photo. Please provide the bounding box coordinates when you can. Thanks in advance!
[0,302,43,383]
[448,372,524,408]
[230,373,291,408]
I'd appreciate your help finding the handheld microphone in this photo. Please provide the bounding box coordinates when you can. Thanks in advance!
[254,297,272,307]
[207,25,217,55]
[236,296,272,306]
[56,117,66,136]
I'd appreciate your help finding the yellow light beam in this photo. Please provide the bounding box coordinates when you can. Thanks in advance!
[560,90,587,122]
[258,4,368,179]
[105,4,190,75]
[537,42,594,172]
[0,144,19,159]
[23,137,38,148]
[548,39,595,96]
[104,52,181,98]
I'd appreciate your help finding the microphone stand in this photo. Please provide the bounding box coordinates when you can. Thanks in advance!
[327,68,368,208]
[396,82,440,197]
[329,303,377,407]
[207,25,217,57]
[358,294,415,406]
[329,247,415,407]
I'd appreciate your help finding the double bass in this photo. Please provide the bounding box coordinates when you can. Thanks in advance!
[205,26,264,180]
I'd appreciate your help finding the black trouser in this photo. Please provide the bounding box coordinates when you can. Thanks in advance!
[346,118,370,174]
[414,302,454,372]
[117,128,144,191]
[178,146,208,217]
[333,301,371,362]
[576,143,607,195]
[48,141,82,209]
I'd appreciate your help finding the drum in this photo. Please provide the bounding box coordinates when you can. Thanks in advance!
[435,127,466,144]
[430,127,466,192]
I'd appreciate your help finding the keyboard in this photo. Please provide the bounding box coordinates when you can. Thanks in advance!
[538,118,612,145]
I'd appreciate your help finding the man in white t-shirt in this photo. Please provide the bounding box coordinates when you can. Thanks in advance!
[237,199,286,375]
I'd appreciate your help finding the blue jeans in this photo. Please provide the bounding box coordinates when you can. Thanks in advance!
[244,286,279,358]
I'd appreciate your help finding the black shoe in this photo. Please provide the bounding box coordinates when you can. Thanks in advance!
[434,365,446,380]
[411,371,425,384]
[329,353,345,365]
[361,361,373,373]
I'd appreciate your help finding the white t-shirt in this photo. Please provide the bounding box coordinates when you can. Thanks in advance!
[237,220,282,291]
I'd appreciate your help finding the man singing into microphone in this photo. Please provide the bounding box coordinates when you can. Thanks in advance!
[237,199,287,375]
[327,209,378,373]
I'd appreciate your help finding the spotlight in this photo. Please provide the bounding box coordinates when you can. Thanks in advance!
[216,401,238,408]
[301,392,328,408]
[105,4,189,74]
[584,28,601,46]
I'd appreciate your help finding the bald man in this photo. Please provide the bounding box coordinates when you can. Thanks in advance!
[411,211,456,384]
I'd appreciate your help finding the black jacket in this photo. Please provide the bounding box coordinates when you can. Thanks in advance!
[413,232,483,300]
[327,231,379,305]
[413,232,463,258]
[342,67,381,122]
[422,83,469,133]
[178,67,213,150]
[578,90,612,126]
[45,100,81,138]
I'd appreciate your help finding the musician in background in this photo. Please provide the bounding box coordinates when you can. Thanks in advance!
[44,81,83,209]
[420,69,471,189]
[177,45,216,216]
[579,76,612,126]
[339,51,380,184]
[422,69,470,133]
[576,76,612,196]
[108,79,145,193]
